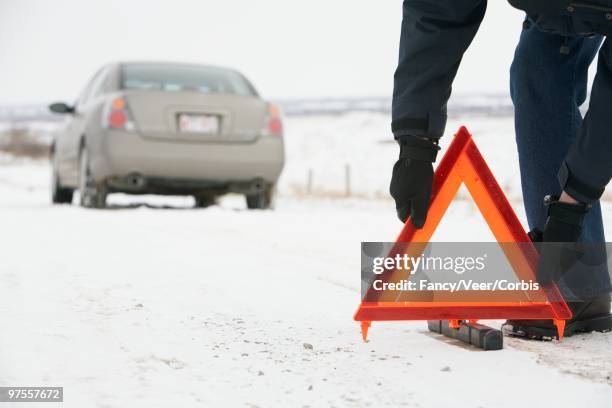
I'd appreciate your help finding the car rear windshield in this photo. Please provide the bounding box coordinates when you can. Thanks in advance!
[121,64,256,96]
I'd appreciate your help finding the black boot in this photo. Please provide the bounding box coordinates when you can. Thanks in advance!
[503,196,612,340]
[502,293,612,340]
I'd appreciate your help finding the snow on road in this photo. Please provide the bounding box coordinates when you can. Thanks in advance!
[0,161,610,408]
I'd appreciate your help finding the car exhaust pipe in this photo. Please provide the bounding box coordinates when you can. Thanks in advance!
[229,178,266,194]
[251,178,265,194]
[124,173,146,189]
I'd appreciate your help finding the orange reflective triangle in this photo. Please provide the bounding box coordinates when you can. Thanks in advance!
[354,126,571,341]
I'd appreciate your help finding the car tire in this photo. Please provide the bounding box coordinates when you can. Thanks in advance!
[194,194,217,208]
[78,147,107,209]
[51,148,74,204]
[245,186,274,210]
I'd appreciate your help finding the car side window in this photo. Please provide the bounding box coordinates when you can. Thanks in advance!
[75,80,94,111]
[76,67,107,110]
[90,66,112,99]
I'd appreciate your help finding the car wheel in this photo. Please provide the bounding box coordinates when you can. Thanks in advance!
[245,186,273,210]
[78,147,107,209]
[194,194,217,208]
[51,148,74,204]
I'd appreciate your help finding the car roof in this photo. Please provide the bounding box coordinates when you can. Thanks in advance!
[117,61,242,74]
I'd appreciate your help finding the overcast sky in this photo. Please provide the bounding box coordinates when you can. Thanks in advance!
[0,0,526,105]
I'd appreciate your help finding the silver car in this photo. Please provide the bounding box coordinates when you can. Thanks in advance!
[49,62,284,209]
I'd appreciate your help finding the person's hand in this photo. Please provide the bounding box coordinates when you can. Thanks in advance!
[389,137,440,227]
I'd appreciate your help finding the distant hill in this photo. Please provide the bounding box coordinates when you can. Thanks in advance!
[0,94,514,123]
[275,94,513,117]
[0,104,61,123]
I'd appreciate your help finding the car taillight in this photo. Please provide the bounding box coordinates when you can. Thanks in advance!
[108,110,127,128]
[264,104,283,136]
[103,97,135,131]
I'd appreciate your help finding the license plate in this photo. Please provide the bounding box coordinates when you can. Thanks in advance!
[178,113,219,134]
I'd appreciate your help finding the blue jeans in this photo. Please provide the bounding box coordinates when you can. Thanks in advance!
[510,25,605,244]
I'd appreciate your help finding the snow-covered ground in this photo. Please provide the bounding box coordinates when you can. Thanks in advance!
[0,113,611,407]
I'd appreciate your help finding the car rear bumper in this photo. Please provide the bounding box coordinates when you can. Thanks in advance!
[88,129,284,190]
[106,174,269,196]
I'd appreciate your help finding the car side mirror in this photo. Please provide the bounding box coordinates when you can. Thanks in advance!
[49,102,75,114]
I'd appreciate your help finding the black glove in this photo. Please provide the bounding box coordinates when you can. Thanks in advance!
[389,137,440,227]
[536,195,590,286]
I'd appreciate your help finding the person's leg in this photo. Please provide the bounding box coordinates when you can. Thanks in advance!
[561,39,612,299]
[510,24,604,244]
[563,39,612,208]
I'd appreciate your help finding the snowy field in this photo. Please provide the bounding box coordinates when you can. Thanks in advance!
[280,111,612,203]
[279,113,524,201]
[0,113,611,407]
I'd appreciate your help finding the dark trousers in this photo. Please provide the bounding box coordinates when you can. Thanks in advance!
[510,25,607,243]
[510,24,611,298]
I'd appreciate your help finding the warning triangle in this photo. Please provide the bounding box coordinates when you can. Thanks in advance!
[354,126,571,341]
